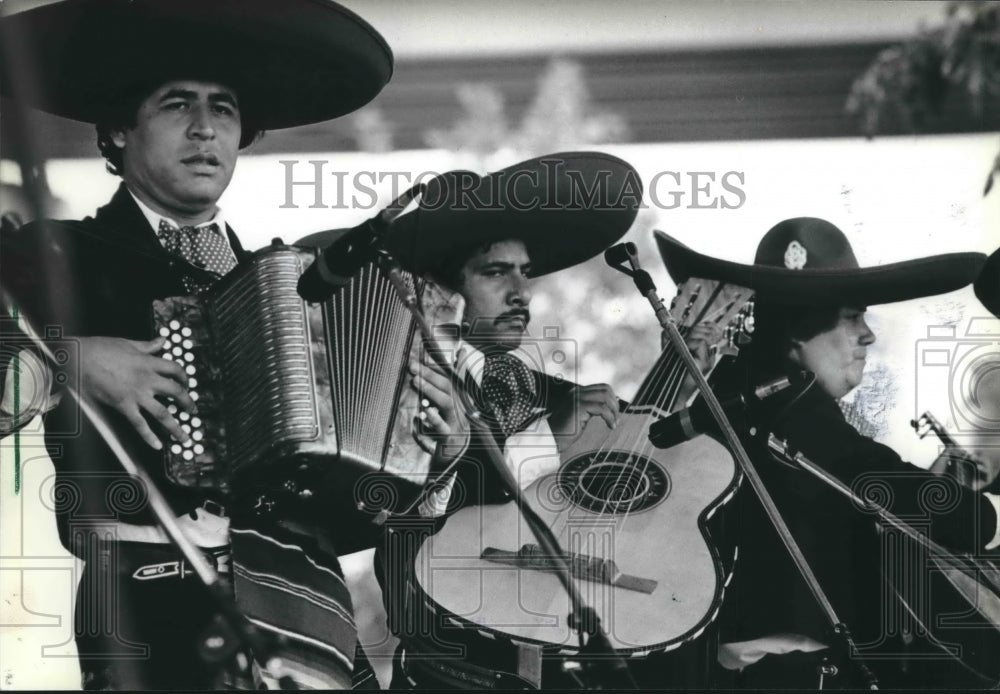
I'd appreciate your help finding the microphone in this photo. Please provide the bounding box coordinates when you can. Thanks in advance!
[648,374,800,449]
[604,242,636,267]
[296,182,424,302]
[296,220,382,302]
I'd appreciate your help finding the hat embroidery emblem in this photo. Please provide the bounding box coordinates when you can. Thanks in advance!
[784,240,808,270]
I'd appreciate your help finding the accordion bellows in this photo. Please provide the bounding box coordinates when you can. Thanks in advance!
[153,242,459,497]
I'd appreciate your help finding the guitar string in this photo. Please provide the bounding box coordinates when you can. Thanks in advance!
[597,281,736,527]
[589,280,721,520]
[551,325,685,538]
[584,290,696,520]
[617,283,731,523]
[602,282,712,520]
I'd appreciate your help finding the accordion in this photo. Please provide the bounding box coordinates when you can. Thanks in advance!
[152,240,463,508]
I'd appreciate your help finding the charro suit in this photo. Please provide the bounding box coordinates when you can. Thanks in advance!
[1,184,258,688]
[720,362,999,689]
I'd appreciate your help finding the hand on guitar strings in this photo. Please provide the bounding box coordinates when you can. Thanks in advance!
[668,321,724,411]
[548,383,620,451]
[409,347,471,461]
[78,335,196,450]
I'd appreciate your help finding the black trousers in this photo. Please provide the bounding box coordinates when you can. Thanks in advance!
[74,540,229,690]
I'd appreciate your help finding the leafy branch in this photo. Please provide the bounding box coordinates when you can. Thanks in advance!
[846,1,1000,194]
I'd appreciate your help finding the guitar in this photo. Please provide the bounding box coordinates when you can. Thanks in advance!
[408,278,754,676]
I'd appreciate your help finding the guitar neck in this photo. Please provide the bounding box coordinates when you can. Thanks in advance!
[630,277,753,413]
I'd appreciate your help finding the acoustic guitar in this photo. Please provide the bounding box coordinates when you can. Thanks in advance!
[408,278,753,678]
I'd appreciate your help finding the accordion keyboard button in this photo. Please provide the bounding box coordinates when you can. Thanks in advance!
[171,444,182,455]
[181,326,192,338]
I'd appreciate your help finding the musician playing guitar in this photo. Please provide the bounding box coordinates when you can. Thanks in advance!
[656,218,1000,689]
[0,1,392,688]
[377,154,648,689]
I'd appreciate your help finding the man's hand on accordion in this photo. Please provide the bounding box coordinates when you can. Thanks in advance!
[409,348,470,462]
[78,335,196,450]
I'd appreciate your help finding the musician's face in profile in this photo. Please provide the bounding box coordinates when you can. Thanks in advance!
[456,239,533,351]
[788,306,876,399]
[111,80,241,224]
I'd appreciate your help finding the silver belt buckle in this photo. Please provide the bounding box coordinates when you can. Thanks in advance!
[133,560,188,581]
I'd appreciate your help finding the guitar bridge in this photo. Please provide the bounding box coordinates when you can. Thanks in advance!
[481,544,657,594]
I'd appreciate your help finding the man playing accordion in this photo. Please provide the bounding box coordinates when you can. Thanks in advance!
[0,0,392,688]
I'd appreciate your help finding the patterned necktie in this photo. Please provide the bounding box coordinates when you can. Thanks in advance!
[481,352,540,437]
[157,219,237,292]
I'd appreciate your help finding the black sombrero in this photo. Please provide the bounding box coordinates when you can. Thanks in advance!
[975,247,1000,318]
[0,0,393,130]
[385,152,643,278]
[655,217,986,307]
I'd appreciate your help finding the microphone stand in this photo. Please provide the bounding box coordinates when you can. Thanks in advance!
[377,249,638,690]
[0,286,300,689]
[0,35,301,684]
[606,242,879,690]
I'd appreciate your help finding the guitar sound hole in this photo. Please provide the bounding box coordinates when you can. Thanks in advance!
[558,452,669,514]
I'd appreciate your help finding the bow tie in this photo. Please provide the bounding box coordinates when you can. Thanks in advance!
[157,219,236,292]
[481,352,540,438]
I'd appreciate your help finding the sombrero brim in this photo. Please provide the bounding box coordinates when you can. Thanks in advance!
[385,152,642,278]
[654,230,986,306]
[975,247,1000,318]
[0,0,393,130]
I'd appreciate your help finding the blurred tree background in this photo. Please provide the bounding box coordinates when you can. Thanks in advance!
[420,56,664,398]
[844,1,999,436]
[846,0,1000,194]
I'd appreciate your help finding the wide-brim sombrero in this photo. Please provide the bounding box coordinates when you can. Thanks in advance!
[975,247,1000,318]
[655,217,986,307]
[385,152,642,278]
[0,0,393,130]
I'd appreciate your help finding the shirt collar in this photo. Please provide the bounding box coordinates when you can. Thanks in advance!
[128,188,227,236]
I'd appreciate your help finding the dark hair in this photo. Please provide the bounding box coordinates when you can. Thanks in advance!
[95,81,263,177]
[429,239,512,290]
[745,301,842,373]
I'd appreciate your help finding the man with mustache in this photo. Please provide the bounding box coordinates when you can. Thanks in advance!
[373,154,640,688]
[657,219,1000,689]
[0,1,391,688]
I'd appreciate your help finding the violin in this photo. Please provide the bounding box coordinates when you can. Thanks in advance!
[767,433,1000,688]
[911,411,989,490]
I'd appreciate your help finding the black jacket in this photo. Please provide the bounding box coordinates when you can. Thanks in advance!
[722,365,998,651]
[1,184,249,555]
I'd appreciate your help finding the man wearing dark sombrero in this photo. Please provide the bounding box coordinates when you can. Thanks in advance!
[657,220,998,689]
[0,0,391,689]
[975,247,1000,320]
[353,152,637,689]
